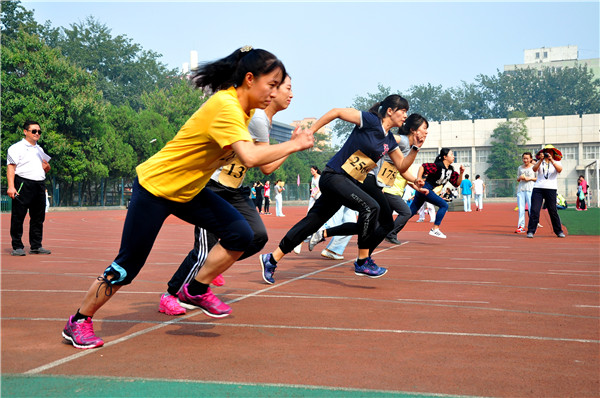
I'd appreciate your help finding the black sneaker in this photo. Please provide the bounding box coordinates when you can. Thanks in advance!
[30,247,51,254]
[385,237,401,245]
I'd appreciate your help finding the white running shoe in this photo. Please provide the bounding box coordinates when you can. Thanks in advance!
[429,228,447,239]
[321,249,343,260]
[308,229,325,251]
[416,219,425,223]
[293,243,302,254]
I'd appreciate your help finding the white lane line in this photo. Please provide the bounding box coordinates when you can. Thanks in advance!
[575,305,600,308]
[569,284,600,287]
[20,246,398,374]
[397,299,490,304]
[550,270,600,273]
[12,317,598,351]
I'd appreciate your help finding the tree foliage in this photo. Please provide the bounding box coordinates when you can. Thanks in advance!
[485,112,530,180]
[53,16,177,110]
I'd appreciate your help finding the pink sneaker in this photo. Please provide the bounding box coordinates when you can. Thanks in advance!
[62,316,104,349]
[211,274,225,287]
[159,293,186,316]
[177,285,231,318]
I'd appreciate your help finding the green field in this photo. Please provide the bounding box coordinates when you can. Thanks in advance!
[559,207,600,235]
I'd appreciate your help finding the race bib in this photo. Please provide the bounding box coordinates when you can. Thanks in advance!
[218,158,248,188]
[377,161,398,187]
[341,150,377,183]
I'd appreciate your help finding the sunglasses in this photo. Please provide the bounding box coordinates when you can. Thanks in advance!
[27,129,42,135]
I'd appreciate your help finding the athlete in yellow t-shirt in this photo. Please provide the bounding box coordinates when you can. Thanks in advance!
[62,47,314,349]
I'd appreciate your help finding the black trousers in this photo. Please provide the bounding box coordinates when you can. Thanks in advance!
[10,175,47,250]
[166,180,268,295]
[278,170,387,254]
[527,188,563,235]
[384,192,412,239]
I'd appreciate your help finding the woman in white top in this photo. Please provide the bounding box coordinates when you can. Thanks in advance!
[526,145,565,238]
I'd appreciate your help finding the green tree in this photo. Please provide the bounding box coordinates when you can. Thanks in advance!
[54,16,177,110]
[1,30,108,189]
[331,84,392,140]
[140,77,207,131]
[486,112,530,180]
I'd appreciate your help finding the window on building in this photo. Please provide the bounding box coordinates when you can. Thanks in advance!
[416,150,438,164]
[453,148,472,164]
[535,52,540,59]
[583,145,600,160]
[559,145,578,160]
[543,51,548,58]
[476,149,491,163]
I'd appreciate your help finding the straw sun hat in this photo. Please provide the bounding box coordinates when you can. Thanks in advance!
[535,144,563,161]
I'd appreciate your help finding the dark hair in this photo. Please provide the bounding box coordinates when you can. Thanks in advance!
[476,174,481,179]
[400,113,428,136]
[465,174,470,179]
[522,152,532,158]
[191,47,286,93]
[435,148,451,163]
[311,166,321,175]
[368,95,409,120]
[23,120,40,130]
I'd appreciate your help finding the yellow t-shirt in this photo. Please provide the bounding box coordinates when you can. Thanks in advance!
[137,87,253,202]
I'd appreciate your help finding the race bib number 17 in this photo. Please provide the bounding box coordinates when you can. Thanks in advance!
[377,161,398,187]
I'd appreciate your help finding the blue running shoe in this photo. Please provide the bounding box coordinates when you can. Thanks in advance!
[354,257,387,278]
[260,253,277,284]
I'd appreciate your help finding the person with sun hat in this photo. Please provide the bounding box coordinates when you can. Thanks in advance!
[526,144,565,238]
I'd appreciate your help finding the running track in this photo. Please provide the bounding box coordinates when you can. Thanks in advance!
[1,204,599,397]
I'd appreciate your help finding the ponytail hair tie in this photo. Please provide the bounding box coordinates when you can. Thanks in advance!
[240,45,253,53]
[378,105,383,114]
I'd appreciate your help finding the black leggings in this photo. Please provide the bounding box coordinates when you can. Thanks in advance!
[278,171,389,253]
[325,173,394,254]
[166,181,268,295]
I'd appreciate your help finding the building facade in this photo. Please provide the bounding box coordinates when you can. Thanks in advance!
[504,45,599,80]
[416,113,600,199]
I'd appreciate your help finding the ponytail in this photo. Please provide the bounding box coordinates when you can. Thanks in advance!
[368,94,409,120]
[436,148,451,163]
[400,113,428,136]
[191,47,286,94]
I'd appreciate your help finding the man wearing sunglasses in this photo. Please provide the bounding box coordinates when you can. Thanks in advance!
[6,120,52,256]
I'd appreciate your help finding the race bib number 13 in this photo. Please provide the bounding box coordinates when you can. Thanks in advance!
[341,150,377,183]
[218,160,247,188]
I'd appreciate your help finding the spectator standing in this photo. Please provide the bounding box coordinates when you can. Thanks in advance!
[527,145,565,238]
[576,175,588,211]
[515,152,536,233]
[473,175,486,211]
[263,181,271,214]
[459,174,472,212]
[6,120,52,256]
[255,180,264,213]
[275,180,285,217]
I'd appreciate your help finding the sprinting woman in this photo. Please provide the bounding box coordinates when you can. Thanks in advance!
[158,75,296,316]
[61,47,313,349]
[259,95,425,284]
[409,148,465,239]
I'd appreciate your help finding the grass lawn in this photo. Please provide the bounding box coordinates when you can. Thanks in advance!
[559,207,600,235]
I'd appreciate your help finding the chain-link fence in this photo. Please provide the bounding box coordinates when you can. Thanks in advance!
[1,177,594,213]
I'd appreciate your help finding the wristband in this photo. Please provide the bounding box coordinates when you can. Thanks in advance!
[411,145,420,152]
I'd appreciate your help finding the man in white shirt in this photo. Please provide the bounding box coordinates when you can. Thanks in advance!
[6,120,52,256]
